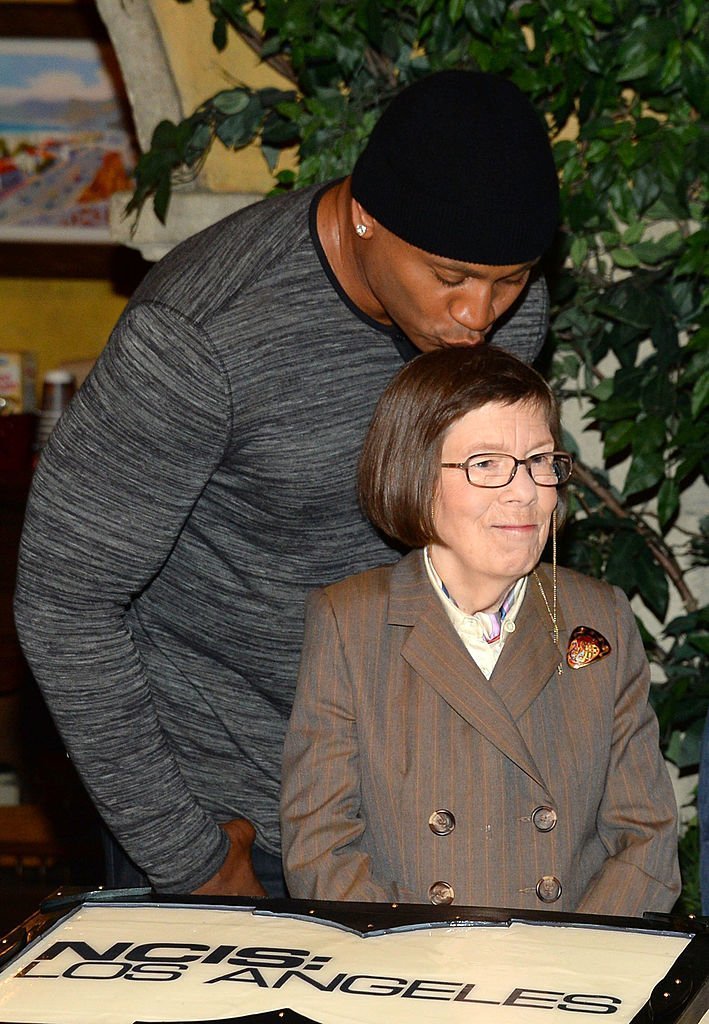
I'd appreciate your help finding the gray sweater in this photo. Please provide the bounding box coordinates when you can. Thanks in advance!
[14,182,550,892]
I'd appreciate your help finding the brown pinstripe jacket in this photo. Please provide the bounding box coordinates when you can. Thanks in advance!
[280,549,680,915]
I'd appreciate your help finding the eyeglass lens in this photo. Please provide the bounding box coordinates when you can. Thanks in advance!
[466,453,571,487]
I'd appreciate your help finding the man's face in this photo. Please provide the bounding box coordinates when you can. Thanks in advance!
[357,217,536,352]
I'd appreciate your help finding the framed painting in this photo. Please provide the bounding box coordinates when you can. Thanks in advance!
[0,1,141,278]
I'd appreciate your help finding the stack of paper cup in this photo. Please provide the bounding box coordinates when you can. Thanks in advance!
[36,369,75,450]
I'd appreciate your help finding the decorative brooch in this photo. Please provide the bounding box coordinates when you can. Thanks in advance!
[566,626,611,669]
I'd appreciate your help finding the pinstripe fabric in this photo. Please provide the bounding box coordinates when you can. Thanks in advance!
[281,550,680,915]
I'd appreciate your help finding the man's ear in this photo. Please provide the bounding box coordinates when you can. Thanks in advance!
[351,197,376,237]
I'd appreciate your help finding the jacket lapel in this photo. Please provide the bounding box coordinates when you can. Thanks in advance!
[389,552,552,791]
[488,565,566,720]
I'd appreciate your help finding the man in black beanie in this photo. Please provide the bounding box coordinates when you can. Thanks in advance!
[15,70,560,900]
[322,69,559,355]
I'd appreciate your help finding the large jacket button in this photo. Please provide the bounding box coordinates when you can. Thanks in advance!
[428,880,455,905]
[531,805,557,832]
[428,809,456,836]
[536,875,562,903]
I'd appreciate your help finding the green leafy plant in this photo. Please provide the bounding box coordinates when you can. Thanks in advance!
[128,0,708,911]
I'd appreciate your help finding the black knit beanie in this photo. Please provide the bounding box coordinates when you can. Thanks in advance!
[351,70,559,265]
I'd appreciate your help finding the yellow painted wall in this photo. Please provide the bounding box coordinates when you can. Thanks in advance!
[2,276,127,404]
[151,0,297,192]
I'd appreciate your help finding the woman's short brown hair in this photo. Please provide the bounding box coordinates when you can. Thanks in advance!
[358,345,562,548]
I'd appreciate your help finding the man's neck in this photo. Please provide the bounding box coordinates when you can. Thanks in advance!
[316,178,391,324]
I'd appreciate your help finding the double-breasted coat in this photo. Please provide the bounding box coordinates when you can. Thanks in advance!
[281,549,680,915]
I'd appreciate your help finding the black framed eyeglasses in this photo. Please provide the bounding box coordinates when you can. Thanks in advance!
[441,452,574,488]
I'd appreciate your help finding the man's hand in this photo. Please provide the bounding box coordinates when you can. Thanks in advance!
[193,817,267,898]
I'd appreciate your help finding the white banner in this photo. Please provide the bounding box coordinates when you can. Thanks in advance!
[0,903,692,1023]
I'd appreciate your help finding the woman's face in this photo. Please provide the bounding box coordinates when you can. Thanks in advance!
[430,399,558,614]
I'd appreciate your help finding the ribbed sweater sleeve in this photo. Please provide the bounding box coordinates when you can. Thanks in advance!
[14,302,232,891]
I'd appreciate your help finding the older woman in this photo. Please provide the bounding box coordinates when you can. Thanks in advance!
[280,346,680,915]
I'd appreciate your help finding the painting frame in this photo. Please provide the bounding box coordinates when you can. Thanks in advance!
[0,0,143,280]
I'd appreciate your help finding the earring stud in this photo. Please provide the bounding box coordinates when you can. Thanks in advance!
[355,223,367,237]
